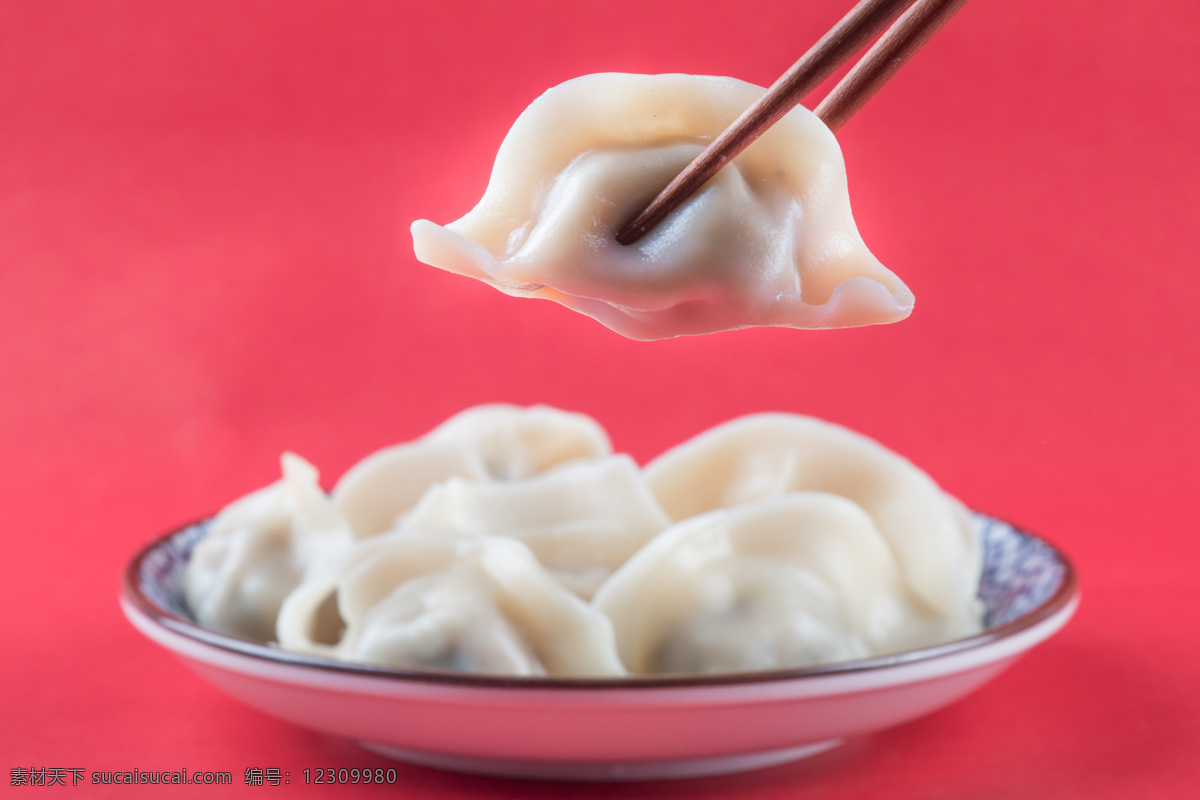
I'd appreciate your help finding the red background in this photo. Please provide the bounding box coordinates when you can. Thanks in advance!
[2,0,1198,796]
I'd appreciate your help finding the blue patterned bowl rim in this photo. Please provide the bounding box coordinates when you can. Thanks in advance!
[122,511,1077,689]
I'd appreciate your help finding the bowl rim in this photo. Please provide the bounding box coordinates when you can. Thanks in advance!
[122,511,1078,690]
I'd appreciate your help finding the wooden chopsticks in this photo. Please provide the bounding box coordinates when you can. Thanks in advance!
[616,0,970,246]
[814,0,971,132]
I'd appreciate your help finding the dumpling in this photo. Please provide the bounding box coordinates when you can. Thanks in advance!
[330,404,610,538]
[276,531,626,677]
[592,494,977,675]
[423,403,611,480]
[411,73,912,341]
[399,455,672,598]
[331,440,489,539]
[185,453,354,643]
[643,413,983,622]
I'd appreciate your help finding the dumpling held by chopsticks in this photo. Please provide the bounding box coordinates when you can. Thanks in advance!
[411,73,912,341]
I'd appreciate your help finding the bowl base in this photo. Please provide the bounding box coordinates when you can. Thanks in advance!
[357,738,845,781]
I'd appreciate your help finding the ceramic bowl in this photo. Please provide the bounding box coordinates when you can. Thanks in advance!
[121,511,1077,781]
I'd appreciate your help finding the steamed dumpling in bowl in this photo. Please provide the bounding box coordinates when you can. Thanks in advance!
[276,531,626,677]
[422,403,611,480]
[411,73,912,340]
[185,453,354,643]
[644,413,983,623]
[593,493,979,675]
[331,404,610,538]
[399,455,672,599]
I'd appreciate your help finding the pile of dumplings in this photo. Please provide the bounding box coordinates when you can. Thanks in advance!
[185,405,984,678]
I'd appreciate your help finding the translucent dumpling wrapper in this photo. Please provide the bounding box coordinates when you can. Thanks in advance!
[644,413,983,622]
[411,73,913,341]
[592,494,979,675]
[330,404,611,538]
[185,453,354,643]
[276,531,626,678]
[399,455,672,598]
